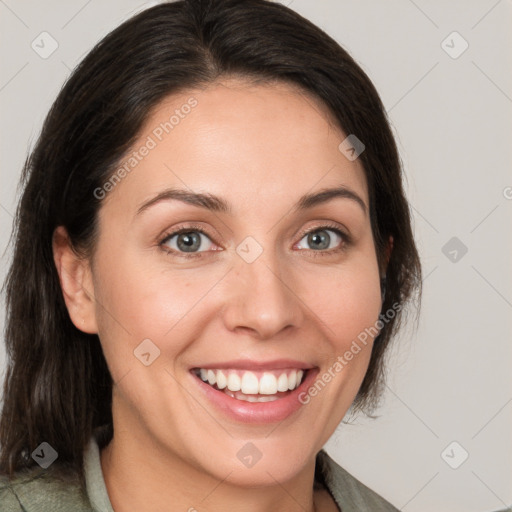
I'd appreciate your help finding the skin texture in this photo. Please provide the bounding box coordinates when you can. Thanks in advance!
[53,79,386,512]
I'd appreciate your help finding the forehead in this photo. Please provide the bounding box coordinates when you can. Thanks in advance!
[101,79,369,218]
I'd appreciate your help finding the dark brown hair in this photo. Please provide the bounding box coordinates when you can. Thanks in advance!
[0,0,421,481]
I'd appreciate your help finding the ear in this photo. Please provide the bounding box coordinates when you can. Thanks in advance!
[52,225,98,334]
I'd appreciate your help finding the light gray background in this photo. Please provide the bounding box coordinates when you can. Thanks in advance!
[1,1,511,511]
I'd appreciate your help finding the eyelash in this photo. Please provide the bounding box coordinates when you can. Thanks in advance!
[158,222,351,260]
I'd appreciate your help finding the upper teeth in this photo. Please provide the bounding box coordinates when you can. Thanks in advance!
[197,369,305,395]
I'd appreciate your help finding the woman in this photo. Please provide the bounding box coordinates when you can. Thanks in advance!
[0,0,421,510]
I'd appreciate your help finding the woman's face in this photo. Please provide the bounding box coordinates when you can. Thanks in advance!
[88,79,382,485]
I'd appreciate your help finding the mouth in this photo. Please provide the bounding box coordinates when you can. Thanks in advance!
[189,360,318,424]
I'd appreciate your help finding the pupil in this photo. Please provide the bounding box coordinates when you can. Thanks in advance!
[178,232,200,252]
[309,231,330,250]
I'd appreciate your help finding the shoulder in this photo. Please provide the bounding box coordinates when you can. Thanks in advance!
[316,449,400,511]
[0,478,21,512]
[0,467,94,512]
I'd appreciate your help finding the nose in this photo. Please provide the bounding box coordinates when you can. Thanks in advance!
[221,248,304,340]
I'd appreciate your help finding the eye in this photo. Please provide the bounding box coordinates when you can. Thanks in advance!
[160,226,218,256]
[295,226,347,252]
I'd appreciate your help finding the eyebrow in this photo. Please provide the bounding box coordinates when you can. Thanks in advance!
[135,185,367,218]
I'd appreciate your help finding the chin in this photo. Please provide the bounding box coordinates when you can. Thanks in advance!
[192,437,317,488]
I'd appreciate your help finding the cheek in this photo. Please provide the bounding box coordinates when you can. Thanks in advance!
[91,249,225,363]
[292,254,381,429]
[298,259,382,349]
[90,248,182,371]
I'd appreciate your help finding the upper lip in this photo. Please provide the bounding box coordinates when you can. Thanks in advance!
[191,359,315,371]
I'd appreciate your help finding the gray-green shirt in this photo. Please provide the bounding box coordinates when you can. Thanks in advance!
[1,434,400,511]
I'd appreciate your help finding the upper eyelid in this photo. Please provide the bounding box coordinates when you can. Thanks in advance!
[160,224,216,244]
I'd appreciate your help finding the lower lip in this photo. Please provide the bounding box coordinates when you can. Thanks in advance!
[190,368,319,424]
